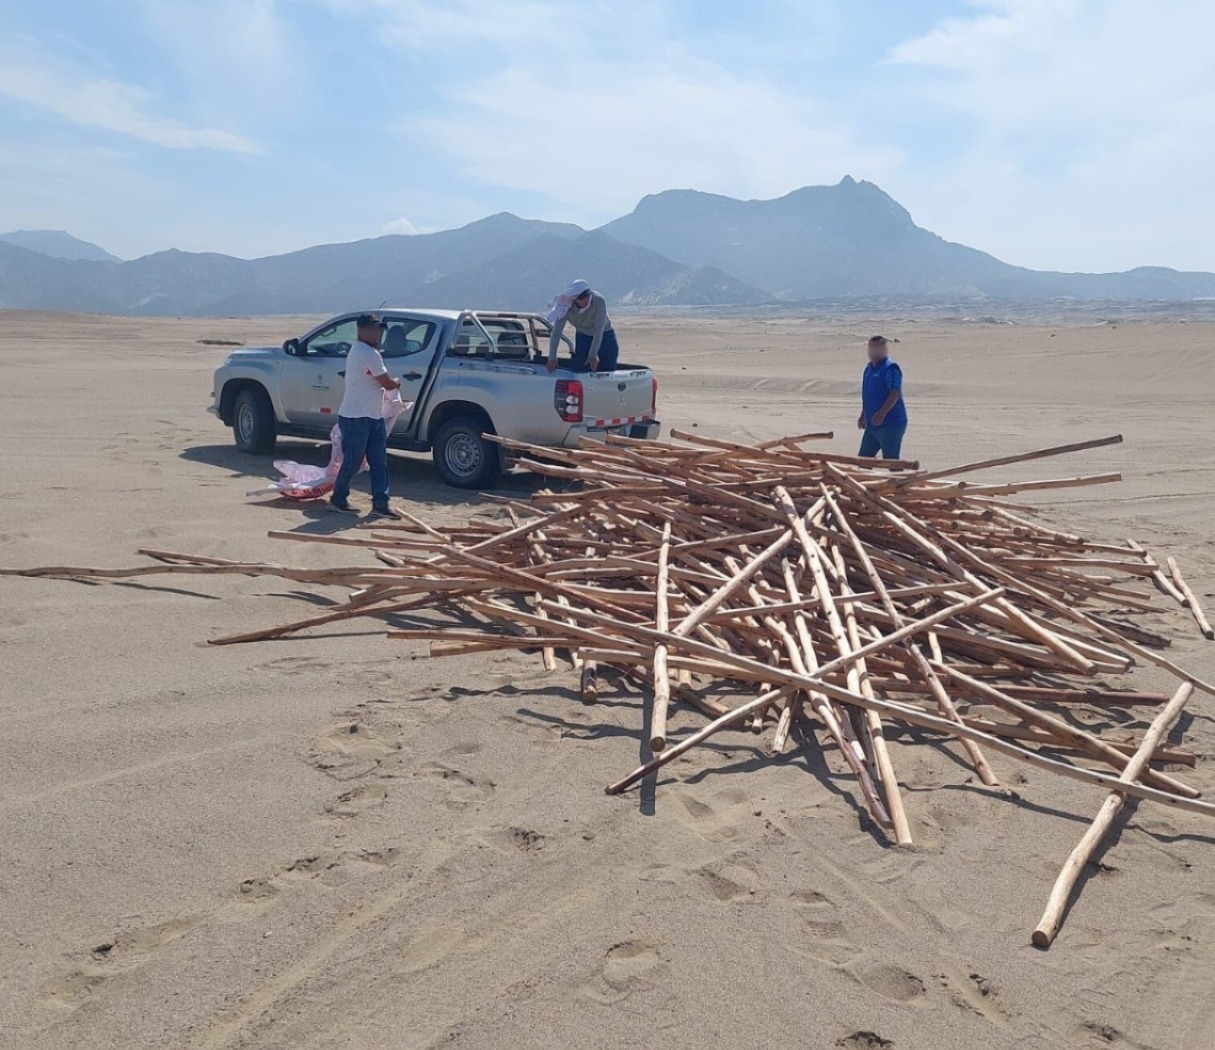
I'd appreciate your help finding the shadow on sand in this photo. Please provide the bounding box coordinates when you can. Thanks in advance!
[180,440,551,512]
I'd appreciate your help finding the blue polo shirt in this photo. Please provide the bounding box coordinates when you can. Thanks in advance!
[862,358,907,427]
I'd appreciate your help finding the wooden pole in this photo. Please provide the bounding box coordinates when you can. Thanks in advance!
[940,667,1199,799]
[1032,683,1193,947]
[890,434,1122,488]
[823,486,1001,789]
[1167,558,1215,640]
[829,543,914,844]
[650,522,674,751]
[1127,539,1186,604]
[509,508,557,673]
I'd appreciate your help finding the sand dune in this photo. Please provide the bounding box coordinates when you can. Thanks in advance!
[1,311,1214,1049]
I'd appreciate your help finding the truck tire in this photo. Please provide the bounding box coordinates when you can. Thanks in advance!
[433,417,499,489]
[232,386,276,454]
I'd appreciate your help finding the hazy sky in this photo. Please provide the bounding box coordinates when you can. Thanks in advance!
[1,1,1211,271]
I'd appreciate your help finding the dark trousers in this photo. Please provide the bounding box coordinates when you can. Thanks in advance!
[571,328,620,372]
[858,422,907,460]
[333,415,389,508]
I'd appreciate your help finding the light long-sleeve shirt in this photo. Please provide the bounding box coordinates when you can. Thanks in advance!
[548,291,612,362]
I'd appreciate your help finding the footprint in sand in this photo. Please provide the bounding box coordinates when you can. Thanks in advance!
[667,786,752,843]
[583,939,665,1004]
[690,859,758,902]
[324,782,388,819]
[248,847,402,894]
[1070,1021,1161,1048]
[309,719,399,775]
[789,889,859,966]
[40,917,198,1009]
[935,970,1011,1023]
[509,827,546,852]
[258,655,334,675]
[837,1032,895,1049]
[412,762,496,806]
[850,961,926,1003]
[236,876,281,904]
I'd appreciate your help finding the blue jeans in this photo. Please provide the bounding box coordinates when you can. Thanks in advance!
[859,422,907,460]
[571,328,620,372]
[332,415,389,509]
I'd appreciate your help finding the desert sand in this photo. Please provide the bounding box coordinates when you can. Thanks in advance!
[2,311,1214,1050]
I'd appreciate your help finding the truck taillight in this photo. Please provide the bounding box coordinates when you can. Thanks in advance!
[651,376,658,416]
[555,379,583,423]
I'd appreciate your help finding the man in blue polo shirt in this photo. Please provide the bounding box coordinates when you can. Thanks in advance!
[857,335,908,460]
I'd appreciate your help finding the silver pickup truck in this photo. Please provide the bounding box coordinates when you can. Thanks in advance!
[209,309,660,488]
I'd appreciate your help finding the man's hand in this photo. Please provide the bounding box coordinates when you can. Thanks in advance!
[391,376,402,389]
[545,358,557,374]
[588,357,599,372]
[857,413,866,431]
[872,410,886,427]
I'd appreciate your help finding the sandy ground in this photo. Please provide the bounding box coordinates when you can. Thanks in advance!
[1,311,1214,1050]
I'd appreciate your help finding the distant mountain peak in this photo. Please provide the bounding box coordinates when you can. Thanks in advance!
[0,229,119,263]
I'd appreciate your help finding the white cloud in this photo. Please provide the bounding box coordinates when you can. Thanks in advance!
[381,216,437,235]
[343,0,899,224]
[0,37,261,154]
[135,0,301,125]
[419,62,897,223]
[885,0,1215,271]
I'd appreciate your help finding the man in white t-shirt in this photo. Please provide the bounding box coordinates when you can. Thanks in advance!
[330,313,401,516]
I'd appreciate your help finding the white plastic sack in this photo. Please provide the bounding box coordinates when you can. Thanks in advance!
[249,391,411,501]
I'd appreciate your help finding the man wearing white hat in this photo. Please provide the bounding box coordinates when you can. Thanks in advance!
[545,279,619,373]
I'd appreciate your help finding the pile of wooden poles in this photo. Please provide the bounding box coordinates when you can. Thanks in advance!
[5,429,1214,946]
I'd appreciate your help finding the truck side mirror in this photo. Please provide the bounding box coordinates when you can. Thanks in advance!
[283,338,300,356]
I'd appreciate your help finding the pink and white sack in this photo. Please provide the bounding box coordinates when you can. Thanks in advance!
[249,392,410,501]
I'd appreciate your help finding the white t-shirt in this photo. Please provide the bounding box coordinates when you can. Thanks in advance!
[339,340,389,419]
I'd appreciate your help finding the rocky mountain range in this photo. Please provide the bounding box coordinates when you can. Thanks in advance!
[0,229,120,264]
[3,179,1214,315]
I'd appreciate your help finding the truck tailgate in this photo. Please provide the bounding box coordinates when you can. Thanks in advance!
[581,369,655,429]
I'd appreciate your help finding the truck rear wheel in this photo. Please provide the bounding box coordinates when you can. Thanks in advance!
[233,387,276,454]
[433,417,499,489]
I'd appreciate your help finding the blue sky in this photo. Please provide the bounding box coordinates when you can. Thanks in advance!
[1,1,1212,271]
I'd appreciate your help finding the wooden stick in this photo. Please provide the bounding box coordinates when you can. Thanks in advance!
[669,527,797,641]
[824,486,1000,789]
[1033,683,1193,947]
[766,560,892,829]
[891,435,1122,488]
[650,522,674,751]
[954,715,1195,767]
[509,508,557,673]
[1167,558,1215,640]
[829,543,913,843]
[1127,539,1186,604]
[939,667,1199,799]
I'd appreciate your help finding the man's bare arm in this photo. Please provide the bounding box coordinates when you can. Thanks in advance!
[871,389,901,425]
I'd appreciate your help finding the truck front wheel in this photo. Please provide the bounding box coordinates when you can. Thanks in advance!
[232,387,276,454]
[433,417,499,489]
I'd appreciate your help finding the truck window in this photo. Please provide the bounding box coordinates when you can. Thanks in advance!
[449,318,531,358]
[301,319,358,358]
[382,319,437,359]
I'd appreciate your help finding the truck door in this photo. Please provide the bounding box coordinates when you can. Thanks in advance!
[379,315,440,437]
[283,316,359,429]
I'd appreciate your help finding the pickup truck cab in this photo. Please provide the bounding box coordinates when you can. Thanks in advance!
[210,309,660,488]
